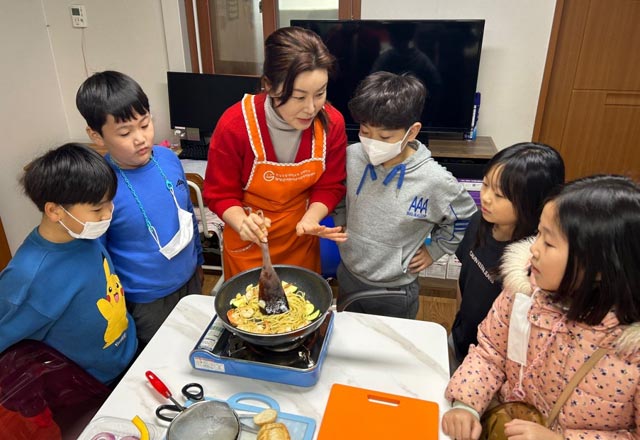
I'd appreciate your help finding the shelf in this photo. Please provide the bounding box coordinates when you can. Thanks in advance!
[428,136,496,160]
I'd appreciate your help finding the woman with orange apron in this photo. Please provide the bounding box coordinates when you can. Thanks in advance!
[203,27,347,279]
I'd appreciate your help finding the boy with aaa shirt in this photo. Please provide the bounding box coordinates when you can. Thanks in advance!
[76,71,203,345]
[0,144,136,384]
[334,72,477,319]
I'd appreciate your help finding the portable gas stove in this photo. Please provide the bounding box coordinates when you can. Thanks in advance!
[189,311,334,387]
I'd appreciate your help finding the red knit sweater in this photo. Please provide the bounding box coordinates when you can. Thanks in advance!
[203,93,347,218]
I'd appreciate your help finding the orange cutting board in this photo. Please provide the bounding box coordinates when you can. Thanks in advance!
[317,384,439,439]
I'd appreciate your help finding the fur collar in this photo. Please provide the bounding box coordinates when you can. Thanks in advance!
[500,237,640,359]
[500,237,535,296]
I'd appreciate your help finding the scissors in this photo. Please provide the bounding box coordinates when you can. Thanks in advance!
[146,371,205,422]
[145,371,260,434]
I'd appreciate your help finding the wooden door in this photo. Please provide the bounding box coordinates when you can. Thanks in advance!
[0,217,11,271]
[184,0,361,74]
[534,0,640,180]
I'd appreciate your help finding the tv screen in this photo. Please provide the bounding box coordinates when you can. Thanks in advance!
[291,19,485,142]
[167,72,261,136]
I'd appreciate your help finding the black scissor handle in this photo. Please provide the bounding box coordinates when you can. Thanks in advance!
[181,382,205,402]
[156,403,182,422]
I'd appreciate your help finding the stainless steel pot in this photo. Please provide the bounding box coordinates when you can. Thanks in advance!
[166,400,238,440]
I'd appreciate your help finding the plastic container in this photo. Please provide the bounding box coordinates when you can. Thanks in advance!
[77,416,164,440]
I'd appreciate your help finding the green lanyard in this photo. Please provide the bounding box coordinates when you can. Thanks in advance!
[110,155,175,245]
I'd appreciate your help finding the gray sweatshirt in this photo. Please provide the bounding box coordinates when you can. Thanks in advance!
[334,140,477,287]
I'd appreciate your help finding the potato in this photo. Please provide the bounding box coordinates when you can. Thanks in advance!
[257,422,291,440]
[253,408,278,426]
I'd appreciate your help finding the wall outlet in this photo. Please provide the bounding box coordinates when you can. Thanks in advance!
[70,5,88,28]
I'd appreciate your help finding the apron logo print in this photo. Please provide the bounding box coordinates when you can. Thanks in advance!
[262,169,317,183]
[263,171,275,182]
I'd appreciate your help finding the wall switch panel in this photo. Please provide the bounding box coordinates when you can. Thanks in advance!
[70,5,88,28]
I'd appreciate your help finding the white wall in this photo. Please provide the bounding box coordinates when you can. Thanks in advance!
[0,1,69,252]
[362,0,556,150]
[1,0,183,254]
[42,0,177,145]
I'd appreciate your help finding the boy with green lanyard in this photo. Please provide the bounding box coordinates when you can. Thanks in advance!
[76,71,203,346]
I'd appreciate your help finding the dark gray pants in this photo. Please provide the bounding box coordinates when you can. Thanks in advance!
[127,270,202,346]
[337,262,419,319]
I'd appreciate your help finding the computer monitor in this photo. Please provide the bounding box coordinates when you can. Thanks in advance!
[167,72,262,138]
[291,19,485,142]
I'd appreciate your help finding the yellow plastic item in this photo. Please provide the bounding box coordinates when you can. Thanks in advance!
[132,415,150,440]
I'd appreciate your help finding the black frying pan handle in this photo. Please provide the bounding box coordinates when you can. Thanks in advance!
[336,288,406,312]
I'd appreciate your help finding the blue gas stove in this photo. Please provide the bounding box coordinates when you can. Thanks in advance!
[189,311,334,387]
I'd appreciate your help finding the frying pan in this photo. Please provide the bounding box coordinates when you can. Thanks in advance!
[213,265,405,348]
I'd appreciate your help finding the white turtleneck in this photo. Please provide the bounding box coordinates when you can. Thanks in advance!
[264,95,302,163]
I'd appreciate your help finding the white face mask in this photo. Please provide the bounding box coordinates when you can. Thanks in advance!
[148,188,194,260]
[59,206,112,240]
[158,206,194,260]
[359,129,410,166]
[507,292,534,366]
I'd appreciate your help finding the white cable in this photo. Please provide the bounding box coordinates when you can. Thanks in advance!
[192,0,203,72]
[81,28,89,77]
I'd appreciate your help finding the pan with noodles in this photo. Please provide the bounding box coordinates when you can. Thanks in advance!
[214,265,406,348]
[226,281,320,334]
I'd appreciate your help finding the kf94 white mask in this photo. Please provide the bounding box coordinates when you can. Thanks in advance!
[359,129,410,166]
[59,206,112,240]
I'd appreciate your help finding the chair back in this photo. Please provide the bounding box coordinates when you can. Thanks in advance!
[319,216,341,279]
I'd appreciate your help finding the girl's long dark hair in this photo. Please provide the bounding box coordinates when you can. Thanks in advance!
[550,175,640,325]
[475,142,565,249]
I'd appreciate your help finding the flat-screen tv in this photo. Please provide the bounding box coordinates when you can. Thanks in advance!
[167,72,261,137]
[291,19,485,143]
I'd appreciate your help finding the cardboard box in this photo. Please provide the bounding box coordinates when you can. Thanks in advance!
[446,254,462,280]
[422,255,449,279]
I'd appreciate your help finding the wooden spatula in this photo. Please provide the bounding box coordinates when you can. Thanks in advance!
[256,210,289,315]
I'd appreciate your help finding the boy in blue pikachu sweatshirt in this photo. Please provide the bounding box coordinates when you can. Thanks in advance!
[0,144,136,384]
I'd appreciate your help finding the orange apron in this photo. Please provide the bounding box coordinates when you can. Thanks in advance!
[222,94,326,278]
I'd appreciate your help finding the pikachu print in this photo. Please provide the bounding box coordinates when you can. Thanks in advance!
[97,257,129,348]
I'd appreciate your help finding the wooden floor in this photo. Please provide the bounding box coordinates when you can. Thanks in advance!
[202,270,458,334]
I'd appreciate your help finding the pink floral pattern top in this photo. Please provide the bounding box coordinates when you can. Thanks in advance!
[445,239,640,439]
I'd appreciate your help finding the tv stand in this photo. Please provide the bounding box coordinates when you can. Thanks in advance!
[427,136,496,179]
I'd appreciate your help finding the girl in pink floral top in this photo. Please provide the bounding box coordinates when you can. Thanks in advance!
[442,175,640,440]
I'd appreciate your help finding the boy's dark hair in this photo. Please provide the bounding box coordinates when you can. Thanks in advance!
[550,175,640,326]
[21,143,117,212]
[348,71,426,130]
[263,26,335,128]
[476,142,565,248]
[76,71,149,135]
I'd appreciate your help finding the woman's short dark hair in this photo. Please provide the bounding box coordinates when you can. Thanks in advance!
[348,71,426,130]
[21,143,117,212]
[262,26,335,127]
[550,175,640,325]
[76,70,149,135]
[475,142,565,248]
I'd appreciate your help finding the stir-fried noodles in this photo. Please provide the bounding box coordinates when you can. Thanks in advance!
[227,281,320,334]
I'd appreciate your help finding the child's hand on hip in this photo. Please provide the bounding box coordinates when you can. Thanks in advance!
[408,244,433,273]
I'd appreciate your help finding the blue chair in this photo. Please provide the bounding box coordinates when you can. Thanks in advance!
[319,216,341,279]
